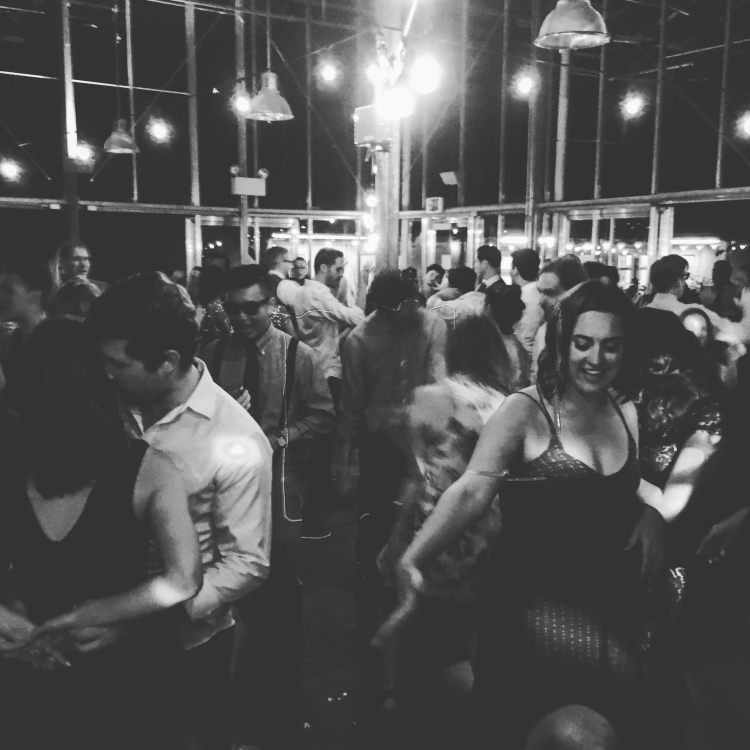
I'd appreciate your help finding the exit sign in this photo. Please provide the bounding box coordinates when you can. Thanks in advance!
[425,197,444,213]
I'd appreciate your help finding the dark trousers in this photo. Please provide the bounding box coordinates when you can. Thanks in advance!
[230,542,305,743]
[327,376,341,416]
[356,433,408,636]
[181,627,235,750]
[304,376,341,530]
[230,448,308,743]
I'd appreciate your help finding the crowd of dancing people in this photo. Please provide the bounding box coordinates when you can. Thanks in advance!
[0,237,749,749]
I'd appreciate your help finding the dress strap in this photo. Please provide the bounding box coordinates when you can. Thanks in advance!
[515,389,558,436]
[608,394,635,446]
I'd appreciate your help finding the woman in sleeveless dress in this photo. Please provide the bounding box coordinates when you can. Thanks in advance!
[376,282,678,748]
[0,318,202,750]
[375,314,514,705]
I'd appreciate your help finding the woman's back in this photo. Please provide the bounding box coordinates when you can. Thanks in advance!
[0,410,149,625]
[404,377,506,602]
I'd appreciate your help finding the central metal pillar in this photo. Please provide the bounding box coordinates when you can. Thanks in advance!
[551,51,570,254]
[373,0,402,270]
[186,2,202,271]
[235,0,251,264]
[59,0,80,241]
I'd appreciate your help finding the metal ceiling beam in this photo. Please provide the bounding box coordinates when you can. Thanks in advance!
[540,185,750,211]
[0,69,189,96]
[146,0,360,31]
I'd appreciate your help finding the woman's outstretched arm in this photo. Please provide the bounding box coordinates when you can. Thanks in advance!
[33,449,202,636]
[373,395,528,645]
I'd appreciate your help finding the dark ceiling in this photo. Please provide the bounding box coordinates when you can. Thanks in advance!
[2,1,750,239]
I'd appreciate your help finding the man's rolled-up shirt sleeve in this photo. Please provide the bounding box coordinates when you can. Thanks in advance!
[183,432,272,621]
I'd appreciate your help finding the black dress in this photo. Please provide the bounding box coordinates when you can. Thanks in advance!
[0,419,183,750]
[473,391,677,749]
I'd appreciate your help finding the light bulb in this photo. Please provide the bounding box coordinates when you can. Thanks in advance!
[320,63,338,83]
[75,143,95,164]
[147,118,172,144]
[621,93,646,119]
[409,55,441,95]
[737,113,750,139]
[513,69,538,98]
[0,159,22,182]
[381,84,414,119]
[233,91,252,115]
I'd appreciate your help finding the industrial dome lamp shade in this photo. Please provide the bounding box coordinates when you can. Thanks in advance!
[247,71,294,122]
[534,0,610,50]
[104,119,139,154]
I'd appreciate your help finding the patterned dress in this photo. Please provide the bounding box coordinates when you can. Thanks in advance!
[380,376,506,603]
[637,394,723,491]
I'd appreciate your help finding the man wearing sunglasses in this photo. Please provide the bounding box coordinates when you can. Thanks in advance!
[201,264,335,748]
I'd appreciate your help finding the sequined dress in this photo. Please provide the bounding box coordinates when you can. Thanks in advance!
[637,395,722,492]
[473,389,667,749]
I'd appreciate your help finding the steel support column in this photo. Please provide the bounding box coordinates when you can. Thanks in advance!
[525,0,544,250]
[592,0,608,251]
[59,0,80,241]
[651,0,667,195]
[458,0,468,206]
[373,0,402,269]
[251,0,259,208]
[716,0,733,189]
[235,0,251,264]
[186,2,202,271]
[125,0,138,202]
[552,51,570,254]
[305,3,313,210]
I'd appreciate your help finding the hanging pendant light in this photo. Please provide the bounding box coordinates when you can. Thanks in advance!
[247,0,294,122]
[535,0,610,50]
[104,118,139,154]
[104,2,138,153]
[247,72,294,121]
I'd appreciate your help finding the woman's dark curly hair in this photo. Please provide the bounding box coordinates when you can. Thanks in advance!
[485,284,525,335]
[446,313,514,394]
[635,308,726,437]
[537,280,639,401]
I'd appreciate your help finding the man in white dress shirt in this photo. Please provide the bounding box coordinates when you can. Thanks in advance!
[511,248,544,357]
[276,248,364,536]
[87,272,272,750]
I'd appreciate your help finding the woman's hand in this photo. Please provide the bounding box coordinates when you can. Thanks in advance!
[31,609,81,640]
[624,505,666,584]
[0,605,35,653]
[697,507,750,564]
[371,559,424,649]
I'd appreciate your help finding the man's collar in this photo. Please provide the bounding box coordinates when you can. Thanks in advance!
[255,323,276,352]
[483,274,501,288]
[185,360,217,419]
[132,360,216,430]
[269,269,285,279]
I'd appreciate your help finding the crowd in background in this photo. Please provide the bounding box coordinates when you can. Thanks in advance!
[0,236,749,749]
